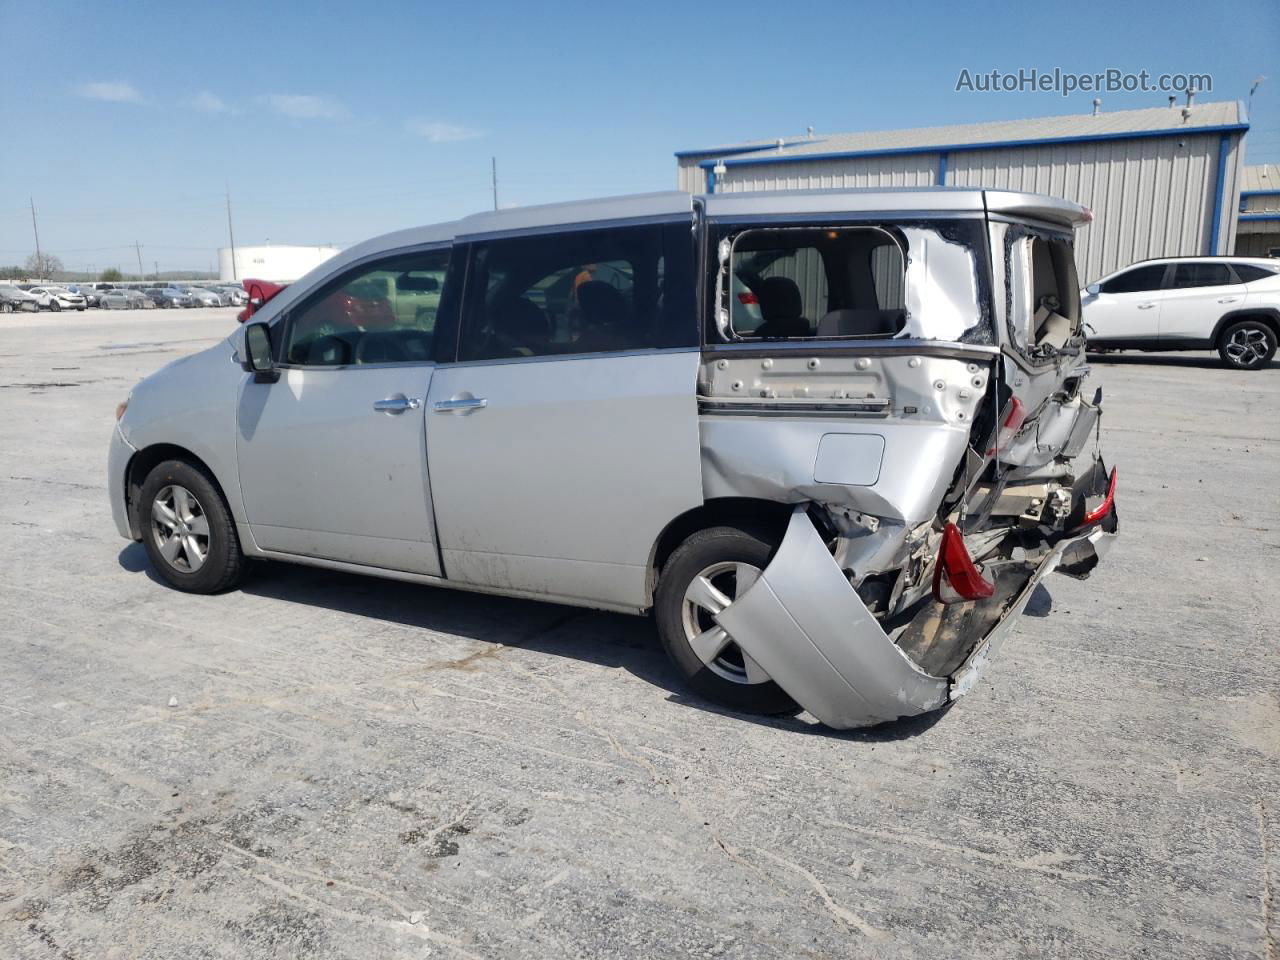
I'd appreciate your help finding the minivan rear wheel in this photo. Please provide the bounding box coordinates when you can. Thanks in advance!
[1217,319,1276,370]
[655,525,798,715]
[139,459,244,593]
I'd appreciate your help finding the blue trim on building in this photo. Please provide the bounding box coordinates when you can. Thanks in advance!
[1240,190,1280,197]
[706,169,716,194]
[936,152,948,185]
[675,140,820,159]
[1238,213,1280,222]
[1208,134,1231,255]
[696,123,1250,170]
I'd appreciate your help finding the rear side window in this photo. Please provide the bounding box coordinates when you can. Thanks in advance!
[1171,262,1235,288]
[283,249,450,366]
[1232,263,1277,283]
[1099,264,1167,294]
[457,221,695,361]
[723,226,908,340]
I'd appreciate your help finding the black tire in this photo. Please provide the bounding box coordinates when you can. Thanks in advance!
[138,459,244,593]
[1217,319,1277,370]
[49,300,61,312]
[655,525,798,715]
[1,302,12,314]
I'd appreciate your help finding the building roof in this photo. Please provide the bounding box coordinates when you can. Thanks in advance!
[681,101,1247,167]
[1242,163,1280,194]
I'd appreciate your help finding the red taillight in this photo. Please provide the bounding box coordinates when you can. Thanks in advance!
[932,523,996,604]
[986,396,1026,457]
[1083,467,1117,525]
[737,291,758,305]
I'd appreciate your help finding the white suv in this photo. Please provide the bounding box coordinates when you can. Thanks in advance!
[1082,257,1280,369]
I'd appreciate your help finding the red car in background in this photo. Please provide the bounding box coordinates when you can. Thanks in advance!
[236,279,288,323]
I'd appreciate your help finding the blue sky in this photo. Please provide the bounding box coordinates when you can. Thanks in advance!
[2,0,1276,272]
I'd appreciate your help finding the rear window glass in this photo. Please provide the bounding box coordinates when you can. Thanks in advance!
[1171,262,1235,288]
[713,222,987,343]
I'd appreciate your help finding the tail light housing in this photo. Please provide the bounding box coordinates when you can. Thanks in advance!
[986,396,1026,457]
[1082,467,1117,526]
[932,523,995,604]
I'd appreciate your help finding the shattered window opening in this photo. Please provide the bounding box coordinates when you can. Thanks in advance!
[710,220,994,345]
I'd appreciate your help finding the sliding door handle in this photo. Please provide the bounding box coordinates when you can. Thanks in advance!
[433,394,487,414]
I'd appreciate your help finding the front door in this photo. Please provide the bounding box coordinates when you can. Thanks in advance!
[1083,262,1169,343]
[236,247,452,575]
[1159,261,1243,341]
[425,220,704,610]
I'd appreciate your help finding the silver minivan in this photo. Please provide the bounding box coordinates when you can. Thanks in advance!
[108,189,1117,729]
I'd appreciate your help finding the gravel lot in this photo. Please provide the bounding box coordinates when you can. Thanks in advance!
[1,307,1277,959]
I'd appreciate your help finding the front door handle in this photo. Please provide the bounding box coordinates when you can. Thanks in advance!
[1137,303,1156,309]
[373,394,421,414]
[1217,296,1240,303]
[433,393,487,414]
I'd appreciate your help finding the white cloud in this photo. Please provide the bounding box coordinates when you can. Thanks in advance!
[262,94,350,120]
[191,91,233,114]
[404,119,485,143]
[74,81,144,103]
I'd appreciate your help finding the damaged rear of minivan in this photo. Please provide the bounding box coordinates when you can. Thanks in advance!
[654,189,1117,728]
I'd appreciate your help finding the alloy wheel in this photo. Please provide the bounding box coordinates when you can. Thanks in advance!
[1224,326,1272,368]
[151,484,211,573]
[680,561,771,684]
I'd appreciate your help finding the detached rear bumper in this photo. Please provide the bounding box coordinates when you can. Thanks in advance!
[717,507,1117,729]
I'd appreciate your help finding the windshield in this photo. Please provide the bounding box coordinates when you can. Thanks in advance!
[710,219,993,344]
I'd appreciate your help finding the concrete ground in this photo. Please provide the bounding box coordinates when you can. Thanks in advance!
[0,307,1276,960]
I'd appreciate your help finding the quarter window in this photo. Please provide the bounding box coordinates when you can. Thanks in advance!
[283,249,450,366]
[1170,262,1235,288]
[1231,263,1277,283]
[458,222,695,361]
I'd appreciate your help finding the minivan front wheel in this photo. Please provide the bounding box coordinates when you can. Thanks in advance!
[1218,320,1276,370]
[139,459,244,593]
[655,525,798,715]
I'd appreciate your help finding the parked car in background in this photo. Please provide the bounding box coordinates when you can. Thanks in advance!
[27,286,87,311]
[0,286,41,313]
[144,287,194,308]
[108,188,1117,730]
[183,287,224,307]
[1082,257,1280,370]
[214,285,247,305]
[99,288,154,310]
[66,284,101,307]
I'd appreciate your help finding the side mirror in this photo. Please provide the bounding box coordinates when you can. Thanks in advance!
[1085,283,1101,296]
[242,322,278,382]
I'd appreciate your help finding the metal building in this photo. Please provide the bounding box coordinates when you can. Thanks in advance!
[1236,163,1280,258]
[676,100,1251,282]
[218,244,341,283]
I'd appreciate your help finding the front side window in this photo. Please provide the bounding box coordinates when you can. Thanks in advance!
[282,249,450,366]
[1099,264,1167,294]
[1171,262,1235,288]
[458,221,695,361]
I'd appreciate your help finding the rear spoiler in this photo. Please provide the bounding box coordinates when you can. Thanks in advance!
[984,190,1092,228]
[236,278,288,323]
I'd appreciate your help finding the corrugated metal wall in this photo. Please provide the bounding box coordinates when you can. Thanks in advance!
[717,152,939,193]
[677,156,712,193]
[697,131,1247,283]
[947,132,1239,282]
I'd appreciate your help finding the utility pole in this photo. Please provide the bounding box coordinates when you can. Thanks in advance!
[29,197,42,275]
[153,260,159,280]
[135,241,144,279]
[225,184,238,281]
[491,156,498,211]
